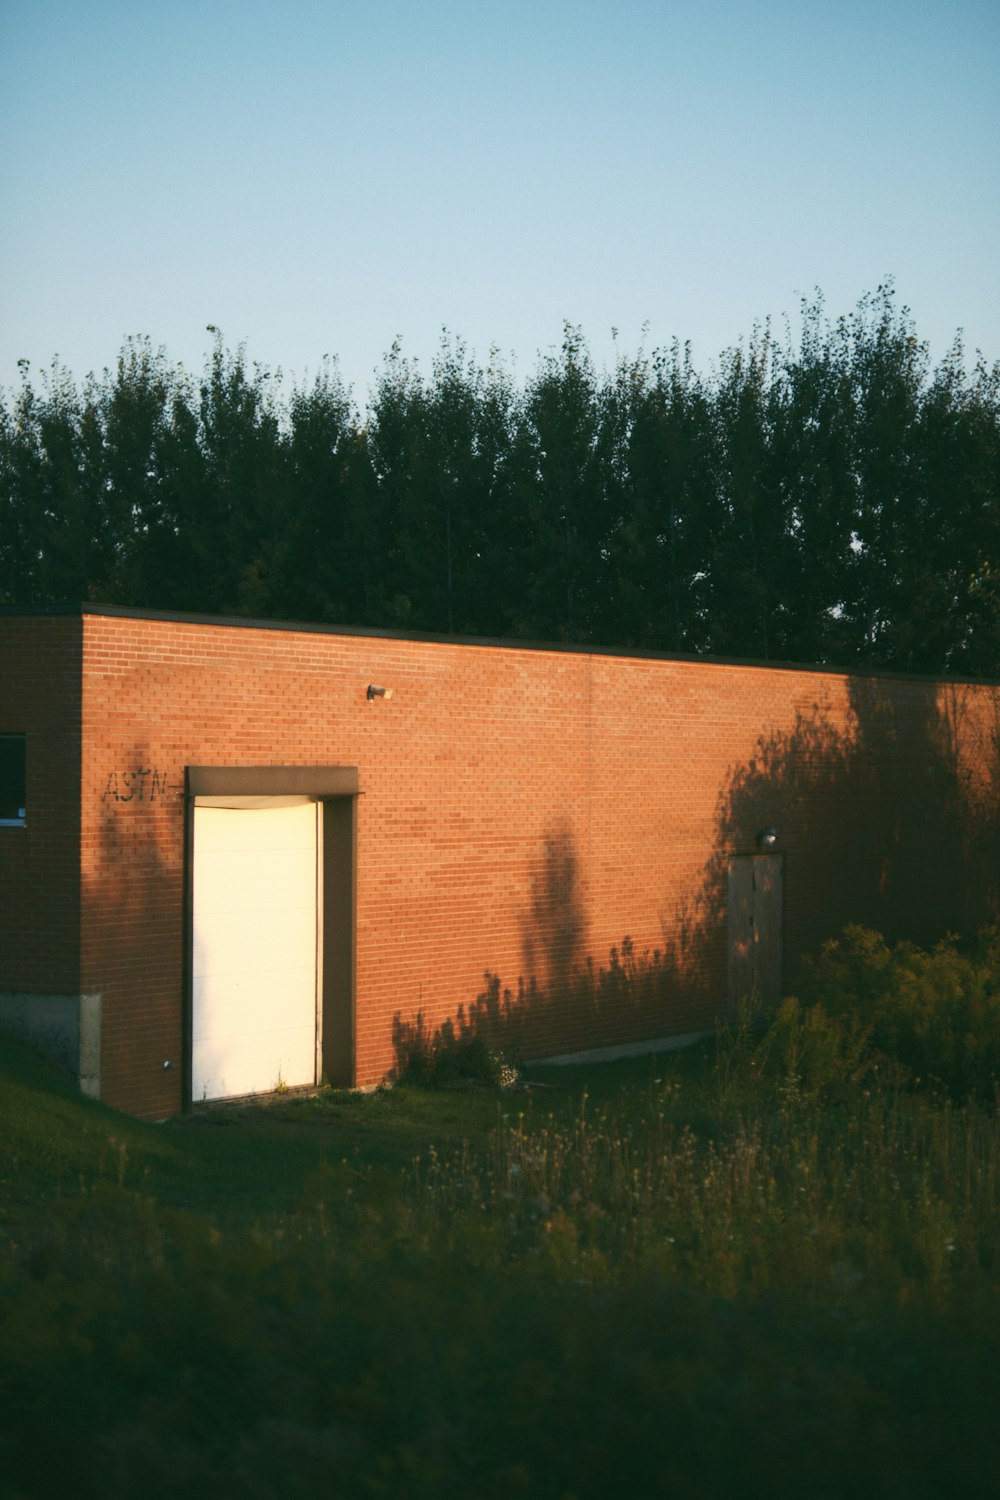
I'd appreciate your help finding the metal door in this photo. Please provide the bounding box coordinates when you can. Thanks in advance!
[727,854,783,1011]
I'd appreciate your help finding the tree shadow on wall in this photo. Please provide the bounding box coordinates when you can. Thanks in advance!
[391,820,718,1082]
[82,746,186,1116]
[392,674,1000,1082]
[704,675,1000,984]
[519,823,585,1011]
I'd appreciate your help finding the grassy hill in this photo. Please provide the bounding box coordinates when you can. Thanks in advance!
[1,1020,998,1498]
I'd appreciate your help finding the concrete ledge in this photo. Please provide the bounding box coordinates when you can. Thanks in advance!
[532,1030,712,1068]
[0,992,101,1098]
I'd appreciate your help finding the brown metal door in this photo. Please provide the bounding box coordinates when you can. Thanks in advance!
[728,854,783,1011]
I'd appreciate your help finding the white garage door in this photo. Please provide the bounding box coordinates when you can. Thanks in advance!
[192,798,319,1102]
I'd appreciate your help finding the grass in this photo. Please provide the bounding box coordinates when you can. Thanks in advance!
[1,1024,999,1498]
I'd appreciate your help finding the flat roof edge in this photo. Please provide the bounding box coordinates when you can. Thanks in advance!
[1,601,996,688]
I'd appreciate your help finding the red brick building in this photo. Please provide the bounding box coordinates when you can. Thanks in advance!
[2,604,998,1118]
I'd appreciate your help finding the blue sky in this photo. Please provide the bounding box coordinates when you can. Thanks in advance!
[2,0,998,409]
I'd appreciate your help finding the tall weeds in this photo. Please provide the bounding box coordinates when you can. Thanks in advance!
[4,944,1000,1498]
[401,1059,999,1301]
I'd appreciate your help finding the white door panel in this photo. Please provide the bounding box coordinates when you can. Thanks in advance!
[192,801,319,1102]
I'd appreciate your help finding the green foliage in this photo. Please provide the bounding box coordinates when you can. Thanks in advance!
[795,925,1000,1100]
[393,1007,520,1090]
[3,288,998,674]
[719,923,1000,1105]
[716,993,874,1102]
[3,1026,1000,1497]
[2,1025,1000,1497]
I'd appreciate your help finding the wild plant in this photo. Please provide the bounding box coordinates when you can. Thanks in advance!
[393,1015,520,1090]
[797,925,1000,1101]
[5,1026,1000,1500]
[402,1058,1000,1301]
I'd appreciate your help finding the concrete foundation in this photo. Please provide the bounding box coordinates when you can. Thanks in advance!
[0,992,101,1098]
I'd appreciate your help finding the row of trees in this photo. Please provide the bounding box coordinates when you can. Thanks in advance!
[2,286,998,675]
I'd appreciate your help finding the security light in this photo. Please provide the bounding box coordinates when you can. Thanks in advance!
[755,827,778,850]
[366,684,393,700]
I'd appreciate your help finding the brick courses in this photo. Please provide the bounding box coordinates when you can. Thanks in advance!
[3,604,998,1118]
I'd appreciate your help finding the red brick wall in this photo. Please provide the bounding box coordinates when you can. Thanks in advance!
[9,605,1000,1118]
[0,613,82,995]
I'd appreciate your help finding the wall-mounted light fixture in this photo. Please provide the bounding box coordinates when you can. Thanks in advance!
[366,684,394,701]
[755,826,778,851]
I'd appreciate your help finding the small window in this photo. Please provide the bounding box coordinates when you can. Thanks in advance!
[0,735,26,826]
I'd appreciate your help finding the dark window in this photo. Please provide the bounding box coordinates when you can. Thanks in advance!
[0,735,26,825]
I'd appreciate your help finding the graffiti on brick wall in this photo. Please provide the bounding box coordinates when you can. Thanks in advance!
[101,768,174,805]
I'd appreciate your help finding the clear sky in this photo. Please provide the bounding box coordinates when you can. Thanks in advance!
[2,0,998,409]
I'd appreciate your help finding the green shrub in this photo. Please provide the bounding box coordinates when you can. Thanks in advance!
[394,1015,520,1090]
[716,992,874,1102]
[756,994,874,1096]
[796,925,1000,1101]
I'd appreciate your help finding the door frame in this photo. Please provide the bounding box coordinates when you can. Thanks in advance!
[183,766,359,1107]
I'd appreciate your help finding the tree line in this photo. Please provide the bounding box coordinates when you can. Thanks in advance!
[2,285,998,676]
